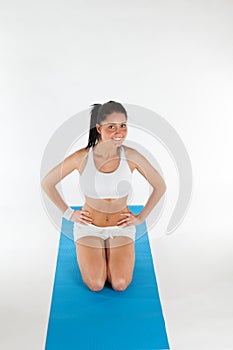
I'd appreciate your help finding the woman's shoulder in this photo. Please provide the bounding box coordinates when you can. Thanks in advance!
[66,147,90,171]
[122,145,141,159]
[122,145,143,171]
[122,145,152,168]
[75,147,90,156]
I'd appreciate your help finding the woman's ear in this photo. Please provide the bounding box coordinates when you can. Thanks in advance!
[96,123,101,134]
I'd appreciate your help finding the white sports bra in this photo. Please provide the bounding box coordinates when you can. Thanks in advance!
[79,146,133,199]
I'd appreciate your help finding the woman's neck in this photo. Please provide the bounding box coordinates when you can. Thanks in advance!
[94,141,121,158]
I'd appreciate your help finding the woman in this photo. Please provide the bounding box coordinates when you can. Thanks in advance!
[41,101,166,292]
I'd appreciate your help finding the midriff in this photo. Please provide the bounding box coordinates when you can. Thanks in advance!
[82,196,130,227]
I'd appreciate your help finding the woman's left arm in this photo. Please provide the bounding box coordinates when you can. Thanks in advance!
[133,148,167,223]
[117,148,166,227]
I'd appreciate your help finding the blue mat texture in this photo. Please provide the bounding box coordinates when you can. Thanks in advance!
[45,206,170,350]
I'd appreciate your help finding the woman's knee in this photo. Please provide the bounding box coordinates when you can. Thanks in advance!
[111,276,132,291]
[84,276,106,291]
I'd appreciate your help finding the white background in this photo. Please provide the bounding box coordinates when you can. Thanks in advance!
[1,0,233,349]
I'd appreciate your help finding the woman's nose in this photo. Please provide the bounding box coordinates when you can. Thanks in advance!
[115,125,125,134]
[114,129,123,136]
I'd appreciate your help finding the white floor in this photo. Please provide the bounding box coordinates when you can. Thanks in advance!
[1,205,233,350]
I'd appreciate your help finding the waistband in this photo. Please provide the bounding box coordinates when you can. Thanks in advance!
[75,222,133,230]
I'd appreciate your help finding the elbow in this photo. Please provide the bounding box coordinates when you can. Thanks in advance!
[163,181,167,193]
[161,185,167,196]
[155,181,167,194]
[41,176,47,189]
[41,179,47,193]
[41,177,53,193]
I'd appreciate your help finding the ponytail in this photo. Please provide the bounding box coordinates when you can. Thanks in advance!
[85,103,102,149]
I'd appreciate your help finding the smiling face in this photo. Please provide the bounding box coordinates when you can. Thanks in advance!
[96,112,128,146]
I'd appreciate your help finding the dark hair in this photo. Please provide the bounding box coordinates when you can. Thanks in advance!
[85,100,128,149]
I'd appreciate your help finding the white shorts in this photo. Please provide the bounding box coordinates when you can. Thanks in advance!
[73,222,136,243]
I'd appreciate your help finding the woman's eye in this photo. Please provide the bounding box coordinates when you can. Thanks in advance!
[107,123,127,130]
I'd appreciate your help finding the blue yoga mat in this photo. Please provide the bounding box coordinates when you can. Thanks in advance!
[45,206,170,350]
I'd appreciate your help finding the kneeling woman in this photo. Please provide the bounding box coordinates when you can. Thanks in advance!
[41,101,166,292]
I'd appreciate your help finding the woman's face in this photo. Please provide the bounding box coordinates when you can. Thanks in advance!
[96,112,128,146]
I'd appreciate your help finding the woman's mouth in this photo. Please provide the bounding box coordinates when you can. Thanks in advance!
[112,138,122,141]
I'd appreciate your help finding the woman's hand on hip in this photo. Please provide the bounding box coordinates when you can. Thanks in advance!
[70,209,93,225]
[116,212,143,227]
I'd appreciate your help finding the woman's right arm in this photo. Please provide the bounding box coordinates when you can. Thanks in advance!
[41,150,83,215]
